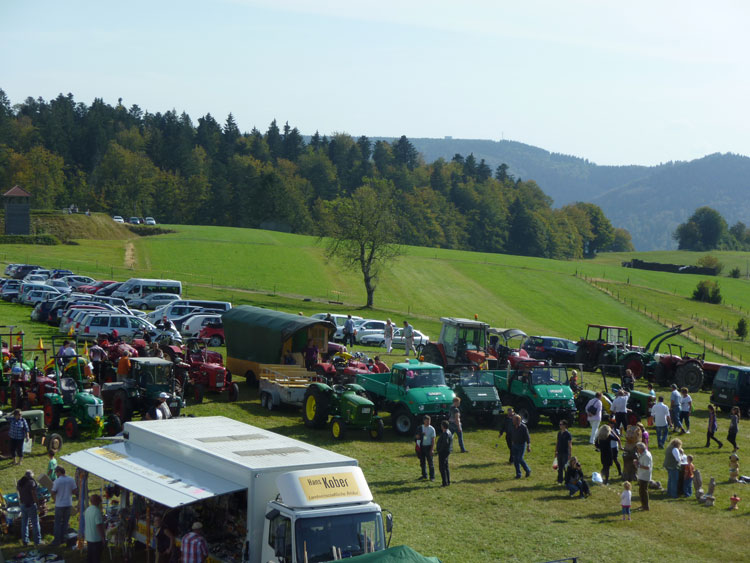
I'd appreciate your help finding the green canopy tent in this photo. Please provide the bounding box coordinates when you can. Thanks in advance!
[344,545,442,563]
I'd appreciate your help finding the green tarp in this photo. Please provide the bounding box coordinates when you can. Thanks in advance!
[342,545,442,563]
[222,305,333,364]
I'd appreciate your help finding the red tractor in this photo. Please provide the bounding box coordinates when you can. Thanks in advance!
[163,338,238,403]
[315,350,371,384]
[575,324,636,373]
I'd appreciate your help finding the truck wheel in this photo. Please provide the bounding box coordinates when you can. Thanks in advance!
[245,371,257,387]
[43,398,61,430]
[331,418,347,440]
[45,433,63,455]
[194,384,205,404]
[105,414,122,436]
[227,383,239,402]
[302,386,329,429]
[369,418,385,440]
[392,407,416,435]
[209,336,223,347]
[264,392,274,411]
[113,390,133,422]
[516,400,540,428]
[63,417,79,440]
[675,363,703,392]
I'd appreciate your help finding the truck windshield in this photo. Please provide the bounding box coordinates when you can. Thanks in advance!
[406,368,446,388]
[458,371,494,386]
[295,511,384,562]
[530,367,567,386]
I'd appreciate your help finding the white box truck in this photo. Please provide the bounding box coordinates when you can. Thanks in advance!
[63,416,390,563]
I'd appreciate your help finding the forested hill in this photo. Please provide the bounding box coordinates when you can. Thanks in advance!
[377,137,750,251]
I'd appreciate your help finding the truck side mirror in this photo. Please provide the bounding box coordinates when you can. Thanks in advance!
[385,512,393,533]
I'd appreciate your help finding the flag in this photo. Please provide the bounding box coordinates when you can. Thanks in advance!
[37,338,44,350]
[16,334,22,344]
[82,341,89,357]
[67,326,75,337]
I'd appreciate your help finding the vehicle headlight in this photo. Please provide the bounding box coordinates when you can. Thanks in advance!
[569,400,575,407]
[542,399,548,405]
[418,405,424,411]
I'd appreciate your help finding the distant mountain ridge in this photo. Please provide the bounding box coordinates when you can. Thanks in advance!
[374,137,750,251]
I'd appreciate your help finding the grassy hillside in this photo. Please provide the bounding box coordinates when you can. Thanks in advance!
[0,224,749,561]
[0,211,134,242]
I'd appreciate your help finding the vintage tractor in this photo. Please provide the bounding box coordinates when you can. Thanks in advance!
[422,317,492,372]
[100,357,185,430]
[301,382,384,440]
[42,339,105,440]
[488,328,532,369]
[613,325,688,380]
[649,342,724,392]
[0,409,63,458]
[314,350,371,385]
[447,369,502,426]
[575,324,636,373]
[167,338,239,403]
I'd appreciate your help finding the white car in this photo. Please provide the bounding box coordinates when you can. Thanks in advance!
[22,274,48,284]
[46,279,72,293]
[354,320,388,343]
[145,217,157,225]
[21,289,60,305]
[58,275,96,289]
[360,327,430,349]
[180,314,222,338]
[113,215,125,223]
[128,293,181,310]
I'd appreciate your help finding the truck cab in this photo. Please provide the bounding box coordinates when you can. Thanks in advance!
[261,467,388,562]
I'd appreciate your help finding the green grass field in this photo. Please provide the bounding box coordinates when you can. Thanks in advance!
[0,224,749,562]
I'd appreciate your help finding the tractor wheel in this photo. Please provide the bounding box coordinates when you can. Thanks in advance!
[45,433,63,455]
[113,390,133,422]
[330,418,347,440]
[549,414,559,427]
[141,304,149,310]
[263,392,274,411]
[578,412,590,427]
[415,343,425,356]
[63,417,79,440]
[227,383,239,402]
[225,370,232,383]
[194,384,205,404]
[421,343,444,368]
[515,400,540,428]
[369,418,385,440]
[597,349,614,376]
[653,363,668,386]
[675,363,704,393]
[392,407,416,436]
[10,386,22,410]
[574,346,588,370]
[302,386,329,429]
[43,398,61,430]
[209,336,223,347]
[105,414,122,436]
[245,371,257,387]
[622,353,645,379]
[259,392,269,410]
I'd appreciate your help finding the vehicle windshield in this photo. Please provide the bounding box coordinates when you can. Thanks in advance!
[405,368,446,388]
[456,327,486,351]
[133,362,171,386]
[529,366,568,386]
[296,512,384,562]
[458,370,495,386]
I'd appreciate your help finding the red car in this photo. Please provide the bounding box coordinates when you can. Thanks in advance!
[198,322,224,347]
[78,280,118,294]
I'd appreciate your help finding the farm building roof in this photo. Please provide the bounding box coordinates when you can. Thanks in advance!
[3,185,31,197]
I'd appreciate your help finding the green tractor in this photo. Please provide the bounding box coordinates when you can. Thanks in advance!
[42,338,105,440]
[606,325,689,380]
[447,369,502,426]
[301,382,384,440]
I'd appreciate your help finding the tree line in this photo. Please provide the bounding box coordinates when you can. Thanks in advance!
[0,90,633,259]
[674,206,750,251]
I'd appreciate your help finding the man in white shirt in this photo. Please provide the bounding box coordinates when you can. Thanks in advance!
[417,415,436,481]
[650,396,671,448]
[635,442,652,510]
[50,466,78,547]
[585,392,603,445]
[669,384,683,432]
[612,389,629,431]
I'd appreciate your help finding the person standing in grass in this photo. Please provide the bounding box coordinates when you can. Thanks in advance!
[663,438,683,498]
[436,420,453,486]
[555,420,572,485]
[510,414,532,479]
[449,397,467,453]
[650,396,671,448]
[684,454,695,497]
[679,387,693,433]
[585,392,603,445]
[621,482,632,521]
[383,319,394,354]
[498,408,515,463]
[670,384,683,432]
[403,321,416,357]
[706,404,723,448]
[634,442,652,511]
[416,415,436,481]
[727,406,740,452]
[9,409,30,466]
[596,425,615,485]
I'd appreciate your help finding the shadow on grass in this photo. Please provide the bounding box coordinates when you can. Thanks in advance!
[455,476,502,484]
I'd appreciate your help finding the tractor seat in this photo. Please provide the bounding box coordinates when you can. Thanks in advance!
[60,377,77,404]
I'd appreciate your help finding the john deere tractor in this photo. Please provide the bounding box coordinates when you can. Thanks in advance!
[301,382,384,440]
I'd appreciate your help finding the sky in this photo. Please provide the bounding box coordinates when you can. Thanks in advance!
[2,0,748,166]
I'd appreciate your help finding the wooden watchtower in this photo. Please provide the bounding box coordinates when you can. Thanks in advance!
[3,186,31,235]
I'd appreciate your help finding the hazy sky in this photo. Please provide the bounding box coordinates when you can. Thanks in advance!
[2,0,748,166]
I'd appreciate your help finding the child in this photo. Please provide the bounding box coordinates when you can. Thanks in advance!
[728,406,740,452]
[47,451,58,482]
[678,448,688,494]
[621,482,632,520]
[706,404,723,448]
[637,422,649,450]
[684,455,695,497]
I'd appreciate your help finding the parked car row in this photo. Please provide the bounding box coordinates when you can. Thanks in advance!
[112,215,157,225]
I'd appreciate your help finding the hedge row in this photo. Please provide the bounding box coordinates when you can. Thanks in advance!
[0,234,60,245]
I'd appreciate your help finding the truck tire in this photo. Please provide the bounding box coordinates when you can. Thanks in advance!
[302,386,329,429]
[63,417,79,440]
[675,363,703,393]
[227,383,239,402]
[45,433,63,455]
[369,418,385,440]
[43,398,61,430]
[392,407,416,436]
[331,418,347,440]
[515,400,540,428]
[113,390,133,422]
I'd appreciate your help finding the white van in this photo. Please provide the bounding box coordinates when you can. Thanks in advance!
[168,299,231,312]
[112,278,182,302]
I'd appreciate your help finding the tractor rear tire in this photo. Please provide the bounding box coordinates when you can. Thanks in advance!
[515,400,540,429]
[421,343,444,368]
[392,407,416,436]
[63,417,79,440]
[113,390,133,422]
[105,414,122,436]
[369,418,385,440]
[302,386,330,429]
[622,353,645,379]
[331,418,347,440]
[227,383,239,402]
[194,384,205,404]
[44,398,61,430]
[45,433,63,455]
[675,363,704,393]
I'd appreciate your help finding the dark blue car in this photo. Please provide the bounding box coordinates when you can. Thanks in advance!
[522,336,578,365]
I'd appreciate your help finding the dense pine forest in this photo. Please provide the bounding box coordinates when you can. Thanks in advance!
[0,90,633,259]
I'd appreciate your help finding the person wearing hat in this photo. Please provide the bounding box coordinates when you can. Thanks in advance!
[157,392,173,420]
[669,384,683,433]
[181,521,208,562]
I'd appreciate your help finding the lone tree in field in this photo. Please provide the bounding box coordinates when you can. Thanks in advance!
[320,179,402,308]
[736,318,748,341]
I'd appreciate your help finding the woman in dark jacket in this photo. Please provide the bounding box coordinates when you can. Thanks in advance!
[595,425,615,485]
[564,457,590,497]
